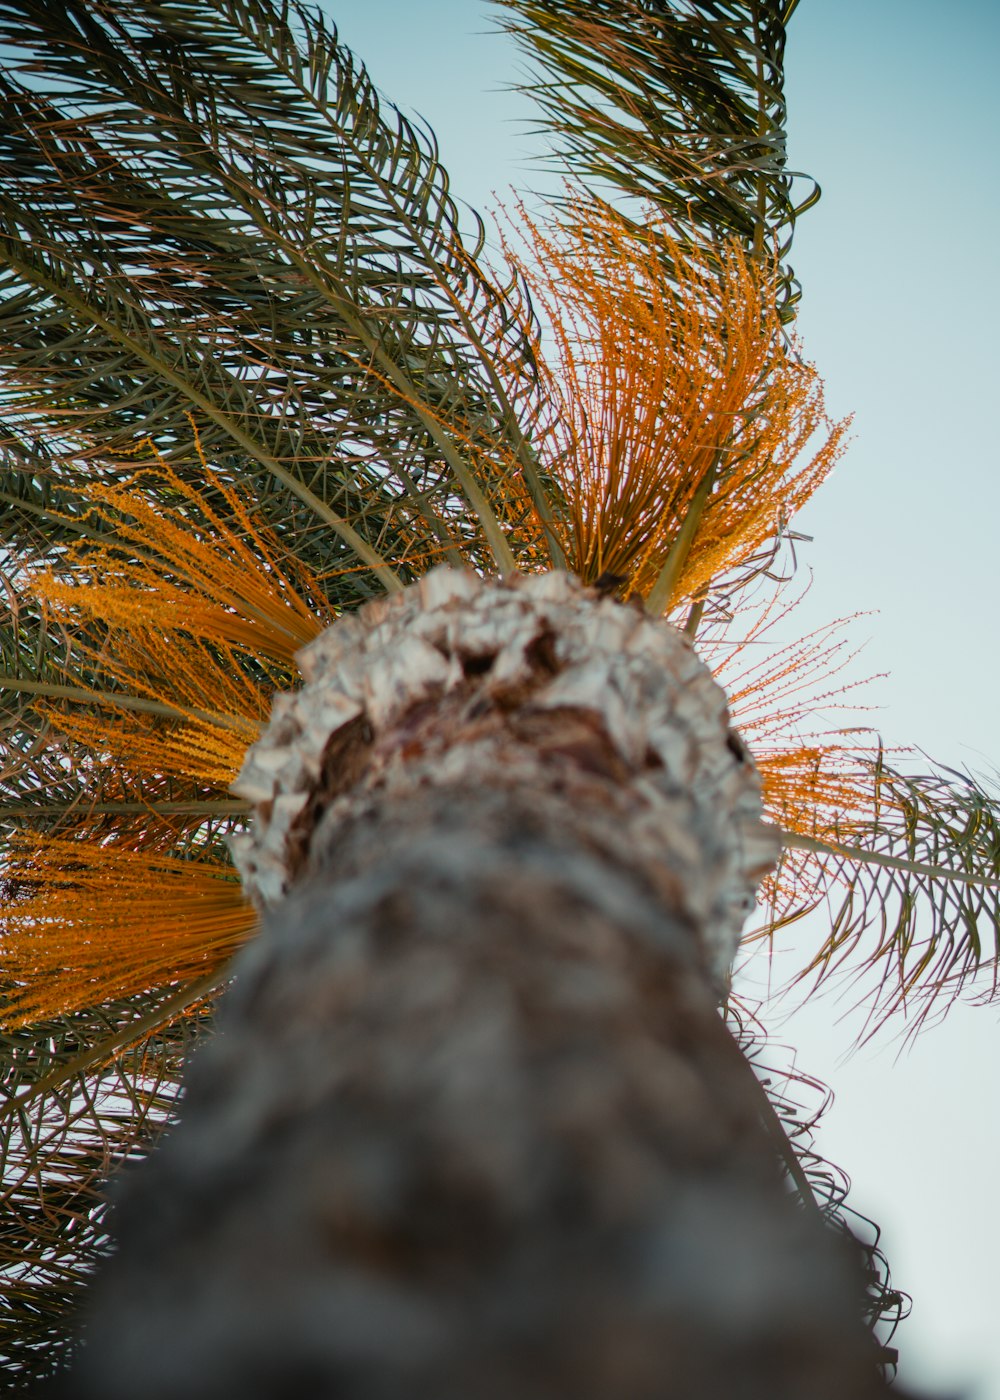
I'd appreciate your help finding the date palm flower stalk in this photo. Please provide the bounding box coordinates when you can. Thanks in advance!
[501,195,848,612]
[1,435,336,1026]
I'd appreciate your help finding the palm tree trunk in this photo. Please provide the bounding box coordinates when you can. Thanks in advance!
[69,571,895,1399]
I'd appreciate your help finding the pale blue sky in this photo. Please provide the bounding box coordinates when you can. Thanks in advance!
[327,4,1000,1395]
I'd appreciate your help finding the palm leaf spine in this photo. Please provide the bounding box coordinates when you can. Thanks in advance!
[781,828,1000,892]
[0,239,403,589]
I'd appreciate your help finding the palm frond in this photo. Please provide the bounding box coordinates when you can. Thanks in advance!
[492,0,815,317]
[726,997,909,1377]
[0,988,219,1388]
[699,586,1000,1028]
[714,598,881,844]
[0,432,305,1383]
[772,758,1000,1037]
[31,434,331,665]
[0,0,561,594]
[0,478,277,1099]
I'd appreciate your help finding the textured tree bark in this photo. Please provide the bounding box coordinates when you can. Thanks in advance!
[68,572,896,1399]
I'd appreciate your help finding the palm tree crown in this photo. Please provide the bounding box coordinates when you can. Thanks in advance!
[0,0,996,1387]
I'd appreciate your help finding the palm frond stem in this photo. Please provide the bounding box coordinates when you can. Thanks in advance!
[683,590,708,636]
[0,969,227,1123]
[0,675,262,735]
[0,239,403,590]
[0,800,249,820]
[644,446,724,615]
[780,828,1000,891]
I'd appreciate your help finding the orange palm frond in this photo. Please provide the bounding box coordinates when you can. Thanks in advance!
[29,615,271,788]
[722,606,878,761]
[756,744,877,844]
[46,698,258,790]
[23,435,334,788]
[0,835,255,1026]
[702,585,889,923]
[30,432,331,668]
[3,437,321,1027]
[502,195,849,609]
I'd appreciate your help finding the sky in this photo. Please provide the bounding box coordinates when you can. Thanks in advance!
[325,3,1000,1396]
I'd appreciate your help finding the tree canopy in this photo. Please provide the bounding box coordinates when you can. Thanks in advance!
[0,0,996,1387]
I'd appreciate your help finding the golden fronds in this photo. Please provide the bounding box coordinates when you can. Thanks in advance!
[31,432,330,668]
[502,196,849,610]
[756,744,876,844]
[26,436,334,787]
[0,835,256,1026]
[702,588,887,923]
[46,697,259,790]
[2,435,330,1027]
[33,614,273,789]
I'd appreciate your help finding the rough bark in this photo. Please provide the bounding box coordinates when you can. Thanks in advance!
[67,571,894,1398]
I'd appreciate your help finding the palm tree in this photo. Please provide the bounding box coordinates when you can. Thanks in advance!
[0,0,996,1393]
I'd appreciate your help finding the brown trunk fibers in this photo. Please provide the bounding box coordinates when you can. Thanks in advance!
[68,572,896,1399]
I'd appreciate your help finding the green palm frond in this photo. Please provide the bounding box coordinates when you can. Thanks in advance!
[0,988,219,1389]
[0,0,562,595]
[492,0,817,317]
[775,757,1000,1036]
[2,519,254,1374]
[727,997,909,1376]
